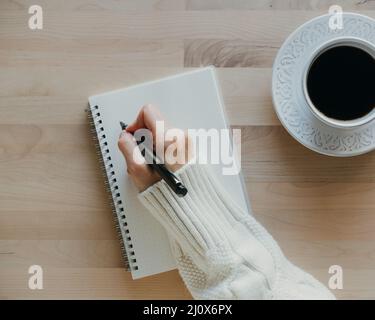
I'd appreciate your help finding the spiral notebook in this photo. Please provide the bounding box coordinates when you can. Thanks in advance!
[87,67,250,279]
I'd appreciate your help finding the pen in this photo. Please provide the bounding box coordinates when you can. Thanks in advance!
[120,121,188,197]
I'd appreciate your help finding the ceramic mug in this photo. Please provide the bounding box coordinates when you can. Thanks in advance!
[302,36,375,130]
[272,13,375,156]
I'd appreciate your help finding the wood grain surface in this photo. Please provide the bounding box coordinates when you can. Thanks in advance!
[0,0,374,299]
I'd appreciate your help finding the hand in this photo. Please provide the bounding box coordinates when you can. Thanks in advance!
[118,104,193,192]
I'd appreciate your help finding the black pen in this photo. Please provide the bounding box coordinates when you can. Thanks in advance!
[120,121,188,197]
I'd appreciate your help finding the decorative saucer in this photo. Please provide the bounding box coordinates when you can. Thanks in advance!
[272,13,375,157]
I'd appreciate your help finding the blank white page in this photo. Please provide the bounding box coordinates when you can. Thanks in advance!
[89,67,250,279]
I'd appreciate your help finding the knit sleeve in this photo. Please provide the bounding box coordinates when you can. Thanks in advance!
[138,163,335,300]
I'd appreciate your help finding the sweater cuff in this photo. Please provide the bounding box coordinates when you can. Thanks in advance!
[138,163,238,257]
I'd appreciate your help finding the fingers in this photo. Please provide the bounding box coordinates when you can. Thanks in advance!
[126,104,166,136]
[118,131,145,170]
[118,131,160,191]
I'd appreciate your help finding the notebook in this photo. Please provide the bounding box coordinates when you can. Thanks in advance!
[87,67,251,279]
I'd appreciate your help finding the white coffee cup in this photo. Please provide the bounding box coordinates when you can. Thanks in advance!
[302,36,375,129]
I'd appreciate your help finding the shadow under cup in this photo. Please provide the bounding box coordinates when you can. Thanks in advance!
[303,38,375,129]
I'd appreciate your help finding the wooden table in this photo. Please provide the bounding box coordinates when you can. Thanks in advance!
[1,0,374,299]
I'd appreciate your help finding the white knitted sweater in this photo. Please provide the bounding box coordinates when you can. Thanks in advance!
[138,164,335,300]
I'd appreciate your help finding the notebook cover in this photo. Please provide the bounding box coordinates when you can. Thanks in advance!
[88,67,250,279]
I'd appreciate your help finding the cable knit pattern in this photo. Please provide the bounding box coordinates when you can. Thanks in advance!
[138,163,335,300]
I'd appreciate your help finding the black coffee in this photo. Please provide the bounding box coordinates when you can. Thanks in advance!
[306,45,375,121]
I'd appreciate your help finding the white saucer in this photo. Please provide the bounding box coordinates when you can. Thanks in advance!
[272,13,375,157]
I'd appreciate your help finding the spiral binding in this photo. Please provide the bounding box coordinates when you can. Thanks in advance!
[86,104,138,272]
